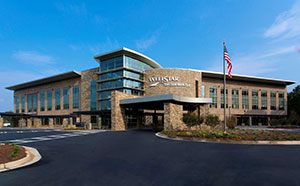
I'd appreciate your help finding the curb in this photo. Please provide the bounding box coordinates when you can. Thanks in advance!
[0,146,42,172]
[155,132,300,145]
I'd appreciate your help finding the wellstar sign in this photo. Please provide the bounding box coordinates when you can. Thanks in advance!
[148,76,191,87]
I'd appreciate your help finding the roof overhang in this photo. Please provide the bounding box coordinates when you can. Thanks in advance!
[6,71,81,91]
[201,70,295,86]
[120,94,212,105]
[94,47,162,69]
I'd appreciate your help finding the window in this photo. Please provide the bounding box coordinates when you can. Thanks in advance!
[201,85,206,98]
[261,90,267,110]
[100,100,111,110]
[73,86,79,109]
[209,86,217,108]
[124,79,143,89]
[195,81,199,98]
[55,89,61,110]
[90,81,97,110]
[279,92,284,110]
[15,96,19,113]
[124,56,154,72]
[47,90,52,111]
[232,88,239,109]
[21,95,25,113]
[252,90,258,109]
[27,95,32,112]
[63,87,69,109]
[100,79,123,89]
[100,71,123,81]
[124,71,144,80]
[100,90,112,99]
[221,88,228,108]
[40,92,45,111]
[33,94,37,112]
[242,89,249,109]
[270,91,276,110]
[100,56,123,72]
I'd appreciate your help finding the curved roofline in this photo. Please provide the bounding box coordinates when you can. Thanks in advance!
[94,47,162,69]
[149,68,296,85]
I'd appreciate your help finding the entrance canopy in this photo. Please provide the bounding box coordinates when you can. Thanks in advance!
[120,94,212,110]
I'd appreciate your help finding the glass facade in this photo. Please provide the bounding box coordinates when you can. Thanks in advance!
[209,86,217,108]
[232,88,239,109]
[252,90,258,109]
[33,94,37,112]
[73,86,79,109]
[15,96,19,113]
[261,90,267,110]
[47,90,52,111]
[279,92,284,110]
[40,92,45,111]
[21,95,25,113]
[27,95,32,112]
[242,89,249,109]
[90,81,97,110]
[270,91,276,110]
[63,87,69,109]
[55,89,61,110]
[99,55,154,110]
[221,88,228,108]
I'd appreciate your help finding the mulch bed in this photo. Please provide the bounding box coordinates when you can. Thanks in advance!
[0,145,26,164]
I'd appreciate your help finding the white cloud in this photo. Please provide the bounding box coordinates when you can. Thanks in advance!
[13,51,54,65]
[136,35,157,50]
[207,45,296,76]
[265,1,300,39]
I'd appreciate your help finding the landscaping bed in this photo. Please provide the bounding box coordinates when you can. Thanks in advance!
[161,129,300,141]
[0,144,26,164]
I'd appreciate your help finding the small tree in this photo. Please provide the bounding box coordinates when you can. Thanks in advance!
[226,116,237,129]
[182,113,203,129]
[205,114,220,127]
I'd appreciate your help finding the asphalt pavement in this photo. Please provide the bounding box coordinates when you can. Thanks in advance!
[0,128,300,186]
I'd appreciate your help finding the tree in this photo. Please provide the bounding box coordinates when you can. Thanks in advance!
[288,85,300,117]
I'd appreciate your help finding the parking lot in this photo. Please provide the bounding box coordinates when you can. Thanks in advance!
[0,128,300,186]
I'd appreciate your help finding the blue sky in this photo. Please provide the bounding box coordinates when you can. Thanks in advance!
[0,0,300,111]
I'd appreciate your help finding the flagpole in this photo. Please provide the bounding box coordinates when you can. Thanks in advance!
[223,40,227,132]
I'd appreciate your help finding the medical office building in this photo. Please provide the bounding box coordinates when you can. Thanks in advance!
[4,47,295,130]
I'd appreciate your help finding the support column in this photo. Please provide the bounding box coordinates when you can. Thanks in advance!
[249,116,252,126]
[267,117,271,127]
[0,117,3,128]
[62,118,68,128]
[19,118,26,128]
[163,102,184,131]
[33,118,41,128]
[27,118,33,128]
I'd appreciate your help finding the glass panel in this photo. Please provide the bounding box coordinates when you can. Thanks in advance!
[63,87,69,109]
[55,89,61,110]
[252,90,258,109]
[100,79,123,89]
[90,81,97,110]
[47,91,52,111]
[124,70,143,80]
[40,92,45,111]
[261,91,267,110]
[15,96,19,113]
[242,89,249,109]
[73,86,79,109]
[201,85,205,98]
[21,95,25,113]
[124,79,143,89]
[209,86,217,108]
[100,100,111,110]
[232,88,239,109]
[100,71,123,81]
[270,91,276,110]
[221,88,228,108]
[279,92,284,110]
[27,95,32,112]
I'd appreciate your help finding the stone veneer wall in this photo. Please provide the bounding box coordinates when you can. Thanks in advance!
[144,68,202,97]
[80,67,99,124]
[111,91,140,130]
[164,103,185,130]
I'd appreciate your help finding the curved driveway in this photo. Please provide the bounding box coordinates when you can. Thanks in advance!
[1,129,300,186]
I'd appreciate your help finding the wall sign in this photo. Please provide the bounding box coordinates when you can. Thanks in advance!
[148,76,190,87]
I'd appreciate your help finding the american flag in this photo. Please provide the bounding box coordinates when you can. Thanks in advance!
[224,44,232,78]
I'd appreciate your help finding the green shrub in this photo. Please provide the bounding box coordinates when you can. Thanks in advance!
[182,113,203,128]
[10,144,20,158]
[226,116,237,129]
[205,114,220,127]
